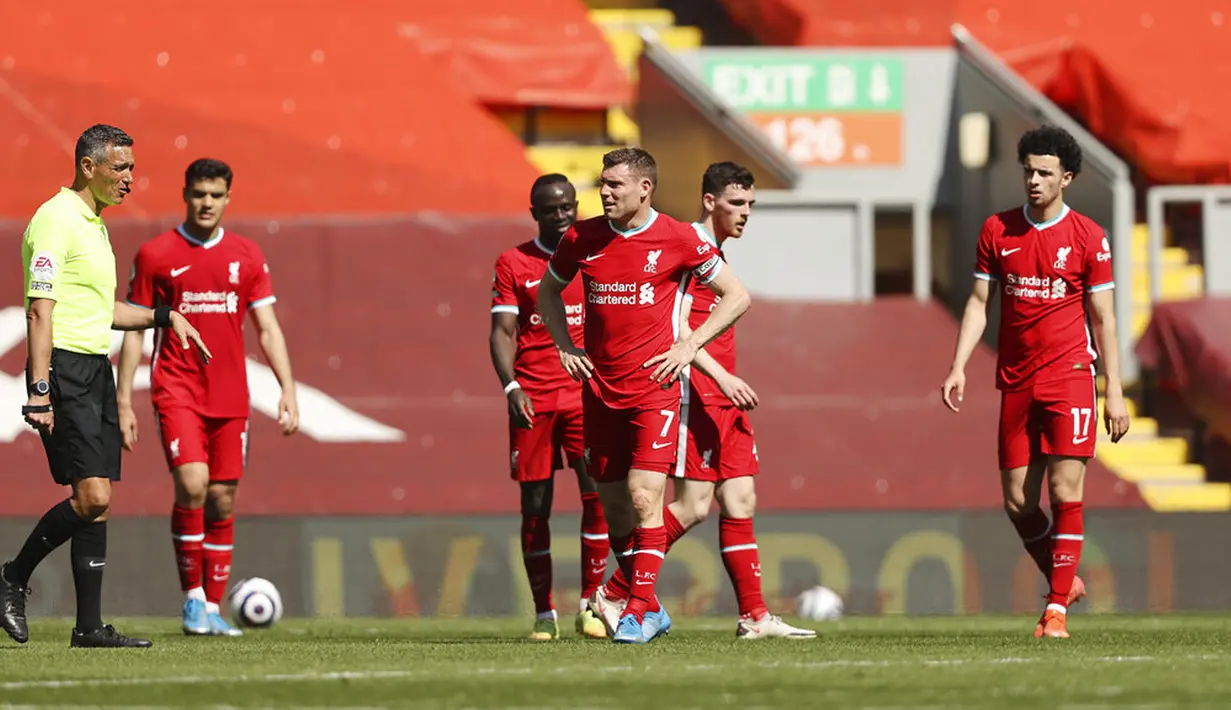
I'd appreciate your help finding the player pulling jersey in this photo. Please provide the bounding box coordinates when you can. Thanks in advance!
[547,209,723,480]
[973,204,1113,469]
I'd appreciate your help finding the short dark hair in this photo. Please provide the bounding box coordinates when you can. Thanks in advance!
[1017,125,1082,176]
[74,124,133,168]
[185,158,234,189]
[529,173,571,203]
[602,147,657,186]
[701,162,755,197]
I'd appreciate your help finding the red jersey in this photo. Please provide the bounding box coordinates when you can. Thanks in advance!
[491,236,585,412]
[126,226,275,418]
[684,223,735,408]
[974,204,1114,391]
[548,210,724,409]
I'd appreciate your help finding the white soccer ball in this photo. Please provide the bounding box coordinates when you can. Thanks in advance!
[227,577,284,629]
[796,585,844,621]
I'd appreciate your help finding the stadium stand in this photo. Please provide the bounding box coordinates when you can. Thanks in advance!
[0,2,544,218]
[719,0,1227,510]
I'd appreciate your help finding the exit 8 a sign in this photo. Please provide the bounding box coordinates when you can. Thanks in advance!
[702,55,904,167]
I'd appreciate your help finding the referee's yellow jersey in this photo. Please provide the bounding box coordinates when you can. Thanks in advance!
[21,187,117,356]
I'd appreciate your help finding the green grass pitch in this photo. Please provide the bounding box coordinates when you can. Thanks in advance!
[1,615,1229,708]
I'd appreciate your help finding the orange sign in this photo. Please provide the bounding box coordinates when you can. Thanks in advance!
[747,112,902,166]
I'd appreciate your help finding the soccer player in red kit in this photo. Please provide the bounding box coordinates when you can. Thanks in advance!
[489,174,610,641]
[594,163,814,639]
[116,158,300,637]
[941,126,1130,638]
[537,148,752,644]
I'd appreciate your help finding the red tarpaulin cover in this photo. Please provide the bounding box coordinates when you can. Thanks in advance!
[0,1,543,218]
[395,0,630,108]
[1136,299,1231,445]
[721,0,1231,185]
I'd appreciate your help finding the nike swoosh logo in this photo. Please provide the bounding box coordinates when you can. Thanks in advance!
[1000,248,1021,256]
[590,567,607,575]
[584,253,605,262]
[651,441,671,450]
[1073,436,1089,444]
[525,279,541,288]
[633,580,653,585]
[171,266,192,277]
[88,561,105,568]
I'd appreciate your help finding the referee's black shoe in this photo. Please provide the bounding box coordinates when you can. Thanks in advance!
[71,624,152,648]
[0,561,31,644]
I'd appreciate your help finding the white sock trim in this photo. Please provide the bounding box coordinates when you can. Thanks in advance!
[1046,603,1067,615]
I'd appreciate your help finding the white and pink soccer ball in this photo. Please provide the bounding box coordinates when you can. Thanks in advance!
[795,585,844,621]
[226,577,284,629]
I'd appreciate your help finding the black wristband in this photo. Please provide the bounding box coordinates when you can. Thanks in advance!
[22,403,52,415]
[154,306,173,328]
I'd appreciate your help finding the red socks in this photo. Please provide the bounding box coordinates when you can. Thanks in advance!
[579,492,610,601]
[720,516,768,619]
[1046,502,1083,609]
[1011,508,1054,580]
[171,505,205,595]
[623,526,667,622]
[604,506,688,602]
[203,516,235,605]
[521,514,553,615]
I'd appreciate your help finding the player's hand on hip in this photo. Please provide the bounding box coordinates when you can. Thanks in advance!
[118,404,139,451]
[558,346,594,381]
[644,339,699,385]
[1102,390,1131,443]
[278,392,300,436]
[941,369,965,413]
[719,374,759,411]
[508,388,535,429]
[169,311,212,364]
[23,395,54,434]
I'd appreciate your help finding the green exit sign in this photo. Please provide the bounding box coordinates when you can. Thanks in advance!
[703,55,904,112]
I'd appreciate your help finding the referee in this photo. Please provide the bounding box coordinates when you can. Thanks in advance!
[0,124,211,648]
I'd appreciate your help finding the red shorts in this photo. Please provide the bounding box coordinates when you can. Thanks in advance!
[998,370,1098,470]
[508,407,584,482]
[583,388,681,482]
[678,404,760,482]
[155,407,249,482]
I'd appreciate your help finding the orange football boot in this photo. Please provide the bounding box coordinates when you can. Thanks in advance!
[1033,609,1069,638]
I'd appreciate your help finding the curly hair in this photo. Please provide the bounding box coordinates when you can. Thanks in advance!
[1017,125,1082,176]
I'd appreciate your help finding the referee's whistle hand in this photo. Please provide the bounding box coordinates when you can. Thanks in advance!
[169,312,212,364]
[23,396,53,434]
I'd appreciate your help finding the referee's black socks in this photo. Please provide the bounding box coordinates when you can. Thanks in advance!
[6,498,79,584]
[71,520,107,632]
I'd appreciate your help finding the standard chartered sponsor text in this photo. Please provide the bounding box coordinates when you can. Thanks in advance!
[180,290,240,314]
[1004,274,1060,300]
[588,281,638,305]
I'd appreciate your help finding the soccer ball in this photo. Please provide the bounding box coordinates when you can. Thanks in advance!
[226,577,284,629]
[795,585,844,621]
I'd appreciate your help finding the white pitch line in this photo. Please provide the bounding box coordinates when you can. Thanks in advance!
[0,654,1225,691]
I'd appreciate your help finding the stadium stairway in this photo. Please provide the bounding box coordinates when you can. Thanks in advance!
[522,5,702,217]
[1094,224,1231,511]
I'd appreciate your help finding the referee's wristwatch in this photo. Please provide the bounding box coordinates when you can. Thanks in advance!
[27,379,50,397]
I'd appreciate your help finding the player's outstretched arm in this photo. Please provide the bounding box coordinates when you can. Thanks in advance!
[116,331,143,450]
[251,305,299,435]
[537,272,594,380]
[676,295,758,410]
[941,278,993,412]
[645,267,751,385]
[112,302,212,363]
[1089,289,1130,442]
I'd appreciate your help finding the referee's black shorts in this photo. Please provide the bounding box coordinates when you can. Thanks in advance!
[34,348,122,486]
